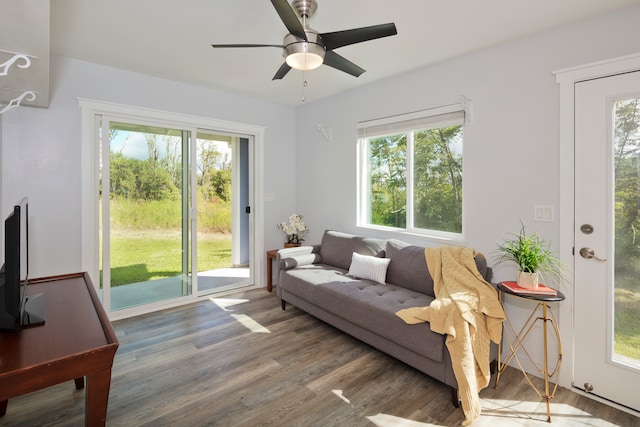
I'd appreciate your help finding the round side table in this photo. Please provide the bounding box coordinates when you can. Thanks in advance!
[494,281,565,423]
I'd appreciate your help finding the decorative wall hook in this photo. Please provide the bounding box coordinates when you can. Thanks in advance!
[0,90,37,114]
[0,49,37,77]
[317,124,332,142]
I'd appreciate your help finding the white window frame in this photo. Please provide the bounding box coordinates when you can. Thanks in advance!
[357,104,466,242]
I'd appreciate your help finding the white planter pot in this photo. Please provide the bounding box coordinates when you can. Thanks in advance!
[517,271,539,289]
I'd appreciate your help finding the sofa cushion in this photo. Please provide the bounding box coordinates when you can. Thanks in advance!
[385,240,435,296]
[319,230,386,270]
[279,266,445,363]
[474,253,492,282]
[347,252,391,285]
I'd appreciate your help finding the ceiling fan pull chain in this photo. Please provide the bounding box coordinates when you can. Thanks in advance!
[301,69,306,101]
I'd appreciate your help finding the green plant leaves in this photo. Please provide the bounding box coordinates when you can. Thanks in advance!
[495,223,566,286]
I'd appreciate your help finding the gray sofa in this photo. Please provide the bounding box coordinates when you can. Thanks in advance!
[276,230,494,406]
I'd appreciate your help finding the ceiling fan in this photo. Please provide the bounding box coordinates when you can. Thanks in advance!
[211,0,397,80]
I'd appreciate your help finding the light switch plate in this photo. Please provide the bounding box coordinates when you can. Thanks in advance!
[534,205,555,222]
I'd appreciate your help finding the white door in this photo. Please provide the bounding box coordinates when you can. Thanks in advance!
[574,70,640,412]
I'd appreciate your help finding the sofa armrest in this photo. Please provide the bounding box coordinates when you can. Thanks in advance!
[279,253,322,270]
[276,245,320,273]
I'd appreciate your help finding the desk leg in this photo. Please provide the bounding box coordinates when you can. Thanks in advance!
[85,368,113,427]
[0,400,7,417]
[75,377,85,390]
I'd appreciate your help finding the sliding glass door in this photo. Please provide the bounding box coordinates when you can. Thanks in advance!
[95,116,254,317]
[100,119,191,311]
[194,131,250,295]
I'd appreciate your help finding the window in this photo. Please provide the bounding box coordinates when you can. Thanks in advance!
[357,105,465,238]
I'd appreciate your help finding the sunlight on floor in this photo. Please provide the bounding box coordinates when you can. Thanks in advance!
[479,398,621,425]
[209,297,249,311]
[209,297,271,333]
[230,314,270,333]
[367,413,440,427]
[331,389,353,405]
[334,390,434,426]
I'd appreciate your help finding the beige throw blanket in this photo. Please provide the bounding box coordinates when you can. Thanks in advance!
[396,246,505,426]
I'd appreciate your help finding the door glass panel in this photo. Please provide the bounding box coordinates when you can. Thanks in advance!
[613,97,640,367]
[105,121,190,310]
[195,131,249,294]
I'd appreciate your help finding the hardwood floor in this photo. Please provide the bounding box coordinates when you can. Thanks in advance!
[2,288,639,426]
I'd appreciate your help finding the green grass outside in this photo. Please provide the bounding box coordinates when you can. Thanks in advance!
[107,230,232,286]
[615,275,640,361]
[103,197,233,287]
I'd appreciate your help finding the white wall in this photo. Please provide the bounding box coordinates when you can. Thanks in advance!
[294,4,640,266]
[293,4,640,383]
[1,56,297,278]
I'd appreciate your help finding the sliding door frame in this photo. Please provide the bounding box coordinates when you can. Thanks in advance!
[79,99,266,319]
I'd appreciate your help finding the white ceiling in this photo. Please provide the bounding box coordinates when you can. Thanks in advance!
[16,0,640,107]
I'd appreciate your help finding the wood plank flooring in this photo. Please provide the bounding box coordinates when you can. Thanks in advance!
[2,288,639,426]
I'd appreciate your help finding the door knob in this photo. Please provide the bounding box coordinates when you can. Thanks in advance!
[579,247,606,261]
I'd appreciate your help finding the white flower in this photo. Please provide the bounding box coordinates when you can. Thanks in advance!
[277,213,309,244]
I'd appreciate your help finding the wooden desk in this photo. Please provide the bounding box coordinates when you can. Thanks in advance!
[266,249,279,292]
[0,272,119,426]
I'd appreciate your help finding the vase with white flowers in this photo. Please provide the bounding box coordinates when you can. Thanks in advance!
[277,214,309,247]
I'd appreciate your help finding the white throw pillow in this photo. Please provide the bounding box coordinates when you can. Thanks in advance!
[347,252,391,285]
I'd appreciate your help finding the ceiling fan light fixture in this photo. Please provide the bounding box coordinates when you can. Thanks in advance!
[283,32,325,71]
[286,49,324,70]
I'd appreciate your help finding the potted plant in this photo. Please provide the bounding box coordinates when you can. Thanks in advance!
[277,214,309,247]
[494,223,565,289]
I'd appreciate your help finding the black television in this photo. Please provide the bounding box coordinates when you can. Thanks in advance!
[0,198,45,331]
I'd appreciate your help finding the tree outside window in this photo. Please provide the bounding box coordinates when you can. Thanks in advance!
[359,108,464,236]
[413,126,463,233]
[368,133,407,228]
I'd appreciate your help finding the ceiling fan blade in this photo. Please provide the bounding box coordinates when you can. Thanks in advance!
[320,23,397,51]
[323,51,365,77]
[272,62,292,80]
[271,0,307,41]
[212,44,284,48]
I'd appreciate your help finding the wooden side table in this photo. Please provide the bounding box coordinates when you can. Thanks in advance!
[266,249,279,292]
[494,282,565,423]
